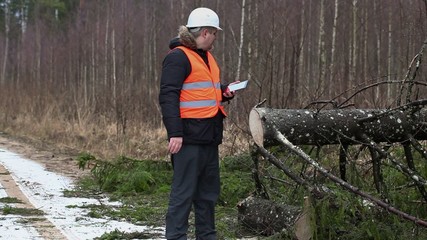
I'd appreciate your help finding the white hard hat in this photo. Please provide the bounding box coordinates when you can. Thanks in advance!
[186,7,222,30]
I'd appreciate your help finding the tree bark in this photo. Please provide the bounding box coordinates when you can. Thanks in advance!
[236,0,246,81]
[2,0,10,86]
[387,3,393,99]
[317,0,326,94]
[329,0,339,97]
[351,0,358,89]
[249,107,427,146]
[237,196,303,236]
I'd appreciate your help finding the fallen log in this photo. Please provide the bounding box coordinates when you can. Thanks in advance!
[237,196,301,236]
[237,195,314,239]
[249,107,427,146]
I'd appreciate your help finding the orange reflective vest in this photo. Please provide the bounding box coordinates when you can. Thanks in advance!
[177,46,227,118]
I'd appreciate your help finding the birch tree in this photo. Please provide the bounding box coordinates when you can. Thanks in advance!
[387,3,393,101]
[317,0,326,96]
[374,0,381,101]
[1,0,10,85]
[351,0,358,90]
[298,0,306,97]
[329,0,339,97]
[236,0,246,81]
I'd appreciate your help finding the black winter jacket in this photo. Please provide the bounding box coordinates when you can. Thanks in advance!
[159,38,231,145]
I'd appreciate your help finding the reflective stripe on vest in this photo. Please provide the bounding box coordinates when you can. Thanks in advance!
[177,46,227,118]
[180,100,226,107]
[182,81,221,90]
[180,99,217,108]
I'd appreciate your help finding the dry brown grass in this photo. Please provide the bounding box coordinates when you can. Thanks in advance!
[2,117,168,160]
[0,84,249,160]
[0,103,249,161]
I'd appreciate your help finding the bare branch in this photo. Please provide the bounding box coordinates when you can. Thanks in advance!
[359,133,427,187]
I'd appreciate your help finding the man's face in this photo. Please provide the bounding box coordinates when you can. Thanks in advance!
[201,28,218,51]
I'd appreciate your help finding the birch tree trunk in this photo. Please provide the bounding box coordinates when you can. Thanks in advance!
[246,0,256,90]
[112,28,119,135]
[91,29,96,107]
[16,3,28,89]
[351,0,358,88]
[374,0,381,101]
[1,0,10,86]
[104,1,110,87]
[363,5,368,83]
[298,0,306,97]
[93,0,100,106]
[147,5,153,102]
[82,51,88,107]
[387,4,393,102]
[329,0,339,97]
[236,0,246,81]
[35,4,42,89]
[307,0,313,93]
[317,0,326,95]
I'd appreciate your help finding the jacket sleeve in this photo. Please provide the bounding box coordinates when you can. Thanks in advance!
[159,49,190,139]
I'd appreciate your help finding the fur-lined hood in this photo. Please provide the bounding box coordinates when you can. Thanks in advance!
[178,26,198,50]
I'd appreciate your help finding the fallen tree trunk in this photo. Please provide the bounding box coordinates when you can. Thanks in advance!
[249,107,427,146]
[237,195,313,239]
[237,196,301,236]
[247,106,427,229]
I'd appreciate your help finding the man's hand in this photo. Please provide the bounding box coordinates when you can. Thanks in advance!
[223,81,240,98]
[168,137,183,154]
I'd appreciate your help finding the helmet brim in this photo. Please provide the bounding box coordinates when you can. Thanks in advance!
[186,25,223,31]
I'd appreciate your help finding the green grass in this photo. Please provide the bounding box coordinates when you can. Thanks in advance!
[68,147,427,240]
[16,217,47,224]
[95,229,163,240]
[70,153,256,239]
[0,197,23,204]
[1,205,45,216]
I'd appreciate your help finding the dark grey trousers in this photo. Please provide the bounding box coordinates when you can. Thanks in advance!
[165,144,220,240]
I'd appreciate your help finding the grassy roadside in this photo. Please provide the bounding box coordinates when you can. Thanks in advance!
[67,153,256,239]
[65,148,427,240]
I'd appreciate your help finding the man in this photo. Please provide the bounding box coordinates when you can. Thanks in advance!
[159,7,236,240]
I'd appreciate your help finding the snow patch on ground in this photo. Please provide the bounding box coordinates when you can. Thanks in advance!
[0,149,165,239]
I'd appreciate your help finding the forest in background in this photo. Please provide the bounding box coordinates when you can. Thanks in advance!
[0,0,426,159]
